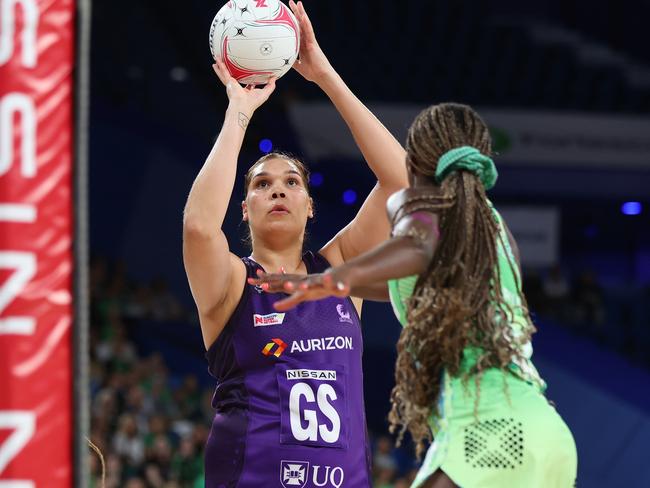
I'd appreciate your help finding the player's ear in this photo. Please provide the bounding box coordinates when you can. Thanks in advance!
[242,200,248,222]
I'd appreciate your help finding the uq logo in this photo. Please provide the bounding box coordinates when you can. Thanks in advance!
[280,461,345,488]
[280,460,309,488]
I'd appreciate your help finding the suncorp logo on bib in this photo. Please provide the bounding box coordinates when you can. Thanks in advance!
[253,313,286,327]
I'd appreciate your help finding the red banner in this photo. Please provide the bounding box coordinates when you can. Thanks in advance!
[0,0,74,486]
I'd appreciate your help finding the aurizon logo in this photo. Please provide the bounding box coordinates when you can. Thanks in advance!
[262,338,287,357]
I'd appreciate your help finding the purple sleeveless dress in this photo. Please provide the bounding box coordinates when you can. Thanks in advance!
[204,252,372,488]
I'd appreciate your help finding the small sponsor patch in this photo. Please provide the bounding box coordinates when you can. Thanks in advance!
[336,304,353,324]
[254,313,286,327]
[286,369,337,381]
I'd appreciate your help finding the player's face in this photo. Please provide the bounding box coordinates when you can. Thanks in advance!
[243,158,313,237]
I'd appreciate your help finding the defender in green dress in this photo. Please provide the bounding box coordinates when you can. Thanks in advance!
[251,103,577,487]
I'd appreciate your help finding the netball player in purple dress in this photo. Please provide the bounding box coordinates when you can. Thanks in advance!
[182,2,408,486]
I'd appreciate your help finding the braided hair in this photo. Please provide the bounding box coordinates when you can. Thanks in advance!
[388,103,535,458]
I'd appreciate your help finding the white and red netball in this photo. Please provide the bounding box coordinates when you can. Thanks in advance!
[209,0,300,84]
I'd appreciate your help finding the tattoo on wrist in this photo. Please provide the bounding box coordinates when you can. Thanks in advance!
[238,112,250,129]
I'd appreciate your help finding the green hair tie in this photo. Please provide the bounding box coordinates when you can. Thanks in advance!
[435,146,498,190]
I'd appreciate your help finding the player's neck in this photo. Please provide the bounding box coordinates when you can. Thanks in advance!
[250,241,305,275]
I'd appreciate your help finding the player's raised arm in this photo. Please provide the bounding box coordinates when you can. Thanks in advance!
[183,60,276,348]
[288,1,408,268]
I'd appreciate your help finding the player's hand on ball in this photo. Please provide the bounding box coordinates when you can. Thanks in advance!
[289,0,334,83]
[212,59,276,113]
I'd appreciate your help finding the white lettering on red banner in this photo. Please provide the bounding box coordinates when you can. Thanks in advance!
[0,0,73,486]
[0,0,39,68]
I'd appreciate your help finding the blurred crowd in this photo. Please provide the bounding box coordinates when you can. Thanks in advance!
[525,265,606,332]
[89,258,207,487]
[524,264,650,365]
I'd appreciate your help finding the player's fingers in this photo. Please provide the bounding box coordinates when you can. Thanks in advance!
[289,0,298,16]
[322,274,350,296]
[256,271,287,281]
[219,59,238,84]
[334,281,350,296]
[291,3,306,32]
[212,63,227,85]
[215,58,227,77]
[298,2,316,39]
[322,274,335,289]
[262,77,277,95]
